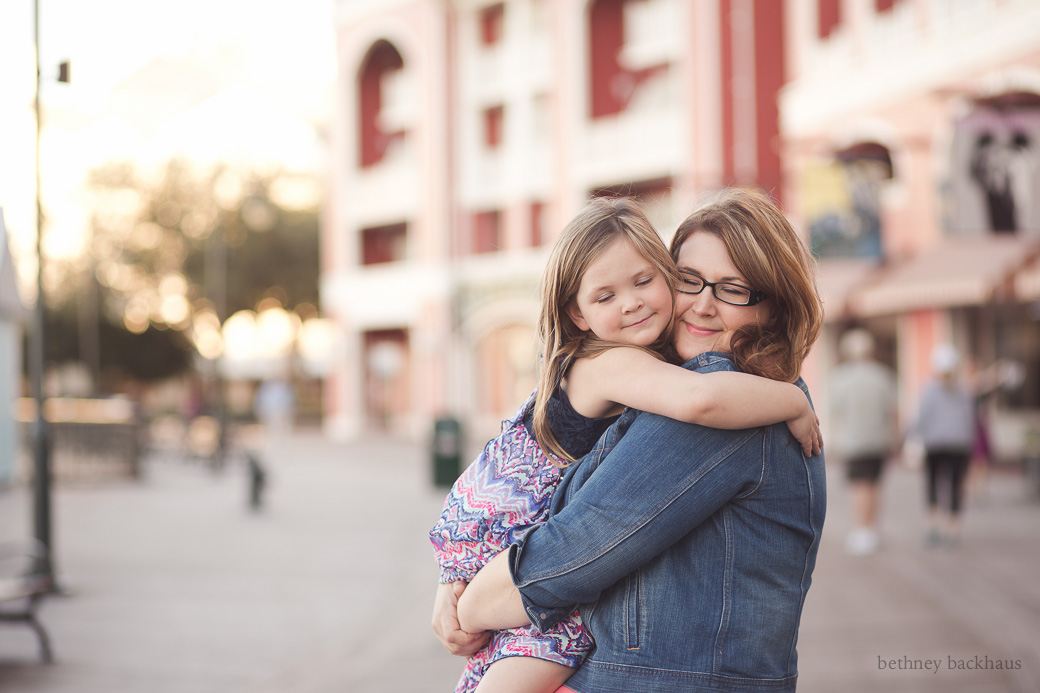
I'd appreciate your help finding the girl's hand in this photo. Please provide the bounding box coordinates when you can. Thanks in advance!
[432,581,491,657]
[787,404,822,457]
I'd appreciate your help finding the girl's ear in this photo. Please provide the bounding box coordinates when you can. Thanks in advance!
[566,301,590,332]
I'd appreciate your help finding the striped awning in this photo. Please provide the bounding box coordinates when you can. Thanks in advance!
[815,258,883,322]
[849,236,1040,317]
[1016,255,1040,301]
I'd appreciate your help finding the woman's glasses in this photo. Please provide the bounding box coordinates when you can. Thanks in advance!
[677,271,768,306]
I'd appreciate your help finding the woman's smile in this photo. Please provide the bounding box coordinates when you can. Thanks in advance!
[680,319,719,339]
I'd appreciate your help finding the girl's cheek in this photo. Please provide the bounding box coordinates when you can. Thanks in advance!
[674,292,694,317]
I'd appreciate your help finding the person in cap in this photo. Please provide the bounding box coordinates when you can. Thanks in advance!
[913,344,975,547]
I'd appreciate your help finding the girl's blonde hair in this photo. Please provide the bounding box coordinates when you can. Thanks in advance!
[670,187,823,382]
[534,196,679,465]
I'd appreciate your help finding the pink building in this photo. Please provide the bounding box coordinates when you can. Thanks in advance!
[326,0,1040,460]
[782,0,1040,458]
[325,0,787,441]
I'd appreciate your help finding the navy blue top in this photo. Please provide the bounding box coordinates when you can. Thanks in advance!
[522,386,620,459]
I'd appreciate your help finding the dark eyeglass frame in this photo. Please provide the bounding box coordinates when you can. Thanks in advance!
[676,270,768,306]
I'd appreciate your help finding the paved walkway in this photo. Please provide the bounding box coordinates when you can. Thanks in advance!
[0,429,1038,692]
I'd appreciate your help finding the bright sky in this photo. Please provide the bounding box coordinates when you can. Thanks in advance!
[0,0,336,303]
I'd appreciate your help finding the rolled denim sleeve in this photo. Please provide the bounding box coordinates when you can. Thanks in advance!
[509,409,762,631]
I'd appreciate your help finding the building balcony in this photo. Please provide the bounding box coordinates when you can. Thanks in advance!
[352,140,419,226]
[581,75,683,185]
[322,260,449,331]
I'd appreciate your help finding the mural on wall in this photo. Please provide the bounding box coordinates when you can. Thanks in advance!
[950,106,1040,234]
[803,146,890,259]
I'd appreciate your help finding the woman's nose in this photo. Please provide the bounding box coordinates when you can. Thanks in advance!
[689,289,716,315]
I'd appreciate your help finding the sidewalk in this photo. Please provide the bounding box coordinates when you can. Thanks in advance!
[798,458,1040,693]
[0,431,463,693]
[0,431,1038,692]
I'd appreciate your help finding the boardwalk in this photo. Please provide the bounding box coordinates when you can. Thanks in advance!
[1,430,1038,692]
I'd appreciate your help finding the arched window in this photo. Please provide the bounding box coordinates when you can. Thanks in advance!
[358,40,405,168]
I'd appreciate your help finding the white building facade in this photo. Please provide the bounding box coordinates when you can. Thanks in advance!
[325,0,790,442]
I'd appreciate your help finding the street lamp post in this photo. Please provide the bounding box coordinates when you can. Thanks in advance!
[31,0,69,590]
[30,0,54,590]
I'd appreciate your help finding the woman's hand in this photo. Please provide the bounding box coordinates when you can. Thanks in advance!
[786,403,822,457]
[432,581,491,657]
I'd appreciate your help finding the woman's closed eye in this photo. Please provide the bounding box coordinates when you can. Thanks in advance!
[718,284,750,299]
[680,275,704,290]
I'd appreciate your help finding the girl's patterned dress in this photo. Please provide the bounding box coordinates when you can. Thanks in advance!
[429,388,618,693]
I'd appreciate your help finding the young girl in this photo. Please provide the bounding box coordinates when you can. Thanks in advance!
[429,197,819,693]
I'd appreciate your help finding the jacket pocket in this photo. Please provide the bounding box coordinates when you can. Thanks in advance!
[625,570,641,650]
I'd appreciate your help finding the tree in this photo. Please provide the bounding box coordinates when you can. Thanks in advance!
[43,158,321,388]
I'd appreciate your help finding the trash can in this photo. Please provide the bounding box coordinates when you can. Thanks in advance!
[432,416,463,487]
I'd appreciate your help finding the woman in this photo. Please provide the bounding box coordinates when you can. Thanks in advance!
[914,344,974,548]
[437,188,826,692]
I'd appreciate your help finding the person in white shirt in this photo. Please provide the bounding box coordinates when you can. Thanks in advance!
[829,328,898,555]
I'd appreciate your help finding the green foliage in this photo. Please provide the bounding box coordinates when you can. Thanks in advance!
[45,158,320,385]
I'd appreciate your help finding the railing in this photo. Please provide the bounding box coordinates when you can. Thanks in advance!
[15,398,142,482]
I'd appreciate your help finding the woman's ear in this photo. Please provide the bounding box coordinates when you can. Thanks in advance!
[566,302,590,332]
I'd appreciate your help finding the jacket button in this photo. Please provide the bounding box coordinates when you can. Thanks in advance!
[540,613,547,620]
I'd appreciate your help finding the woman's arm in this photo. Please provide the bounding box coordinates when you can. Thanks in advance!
[457,552,527,632]
[568,348,820,455]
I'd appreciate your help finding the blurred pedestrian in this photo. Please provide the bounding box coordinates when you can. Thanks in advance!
[912,344,975,548]
[829,328,898,555]
[965,359,996,503]
[254,377,296,450]
[965,358,1027,502]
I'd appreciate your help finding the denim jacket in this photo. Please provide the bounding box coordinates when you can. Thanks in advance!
[507,352,826,692]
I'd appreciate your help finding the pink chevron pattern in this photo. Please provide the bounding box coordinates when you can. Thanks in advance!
[453,612,590,693]
[430,392,591,692]
[430,392,562,584]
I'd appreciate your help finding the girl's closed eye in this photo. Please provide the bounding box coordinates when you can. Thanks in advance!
[636,276,655,287]
[596,293,614,304]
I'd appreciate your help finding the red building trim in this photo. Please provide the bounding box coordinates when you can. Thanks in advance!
[754,0,785,201]
[719,0,735,185]
[818,0,841,39]
[589,0,626,118]
[481,4,505,46]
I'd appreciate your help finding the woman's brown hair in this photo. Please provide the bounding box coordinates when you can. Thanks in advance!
[534,196,679,464]
[669,187,823,382]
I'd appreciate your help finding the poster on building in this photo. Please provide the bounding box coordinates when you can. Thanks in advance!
[949,108,1040,234]
[803,157,886,259]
